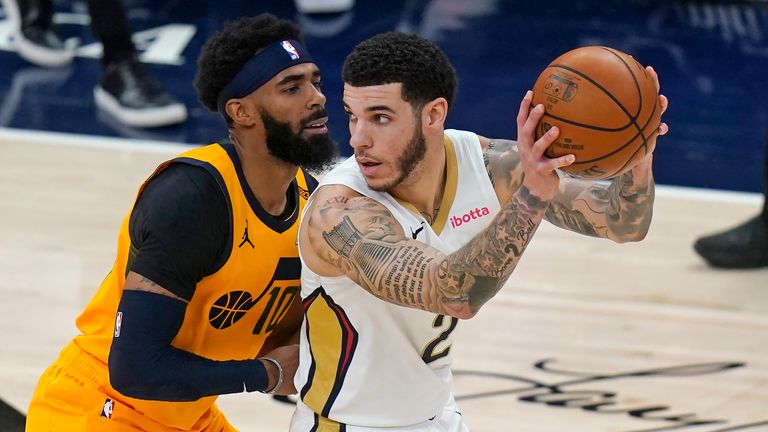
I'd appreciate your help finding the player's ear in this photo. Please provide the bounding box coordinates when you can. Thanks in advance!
[423,97,448,129]
[226,98,257,127]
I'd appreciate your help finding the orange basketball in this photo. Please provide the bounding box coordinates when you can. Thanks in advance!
[531,46,661,179]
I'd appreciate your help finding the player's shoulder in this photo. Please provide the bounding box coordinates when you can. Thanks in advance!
[309,183,364,210]
[446,129,498,153]
[142,162,223,206]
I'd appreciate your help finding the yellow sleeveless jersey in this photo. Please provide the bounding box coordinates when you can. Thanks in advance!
[70,142,312,430]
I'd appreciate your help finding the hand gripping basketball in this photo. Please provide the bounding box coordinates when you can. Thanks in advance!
[531,46,669,179]
[516,90,575,202]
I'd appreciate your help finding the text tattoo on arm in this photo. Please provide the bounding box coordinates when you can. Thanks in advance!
[323,215,435,306]
[318,185,548,316]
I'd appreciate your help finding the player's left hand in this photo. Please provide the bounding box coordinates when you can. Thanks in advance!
[260,344,299,395]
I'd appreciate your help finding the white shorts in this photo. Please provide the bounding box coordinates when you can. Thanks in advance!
[289,395,469,432]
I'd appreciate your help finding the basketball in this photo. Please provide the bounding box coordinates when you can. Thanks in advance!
[531,46,661,179]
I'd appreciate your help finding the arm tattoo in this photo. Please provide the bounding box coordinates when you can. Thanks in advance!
[485,139,524,202]
[139,276,158,287]
[545,200,600,237]
[124,274,187,302]
[324,216,434,306]
[441,185,548,312]
[483,139,496,187]
[546,169,654,241]
[317,186,549,315]
[605,169,654,240]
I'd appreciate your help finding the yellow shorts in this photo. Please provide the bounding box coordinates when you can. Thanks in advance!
[26,344,237,432]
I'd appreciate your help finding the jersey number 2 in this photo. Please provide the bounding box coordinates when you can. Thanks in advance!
[421,314,458,363]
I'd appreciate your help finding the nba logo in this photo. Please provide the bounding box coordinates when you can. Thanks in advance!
[114,312,122,338]
[543,74,578,102]
[280,40,300,60]
[101,398,113,419]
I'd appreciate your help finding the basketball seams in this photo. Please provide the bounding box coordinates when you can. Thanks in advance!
[547,64,636,130]
[568,95,658,166]
[600,47,644,120]
[575,98,659,178]
[549,51,658,175]
[600,47,662,171]
[534,46,661,179]
[540,110,630,132]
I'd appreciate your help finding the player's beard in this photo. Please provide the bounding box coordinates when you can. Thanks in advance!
[260,109,338,173]
[369,122,427,192]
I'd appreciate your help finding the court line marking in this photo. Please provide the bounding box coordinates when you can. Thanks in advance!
[0,127,762,205]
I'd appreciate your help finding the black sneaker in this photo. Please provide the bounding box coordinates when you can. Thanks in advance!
[693,215,768,269]
[1,0,73,67]
[94,58,187,128]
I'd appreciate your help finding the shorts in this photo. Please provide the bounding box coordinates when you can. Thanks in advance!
[26,343,237,432]
[289,395,469,432]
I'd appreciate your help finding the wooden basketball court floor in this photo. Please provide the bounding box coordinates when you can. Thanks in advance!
[1,127,766,431]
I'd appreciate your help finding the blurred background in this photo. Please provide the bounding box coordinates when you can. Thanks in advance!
[1,0,766,192]
[2,2,767,431]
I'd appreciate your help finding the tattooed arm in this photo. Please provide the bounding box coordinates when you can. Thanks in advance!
[300,92,572,318]
[482,137,656,243]
[482,67,668,243]
[547,160,655,242]
[302,182,549,319]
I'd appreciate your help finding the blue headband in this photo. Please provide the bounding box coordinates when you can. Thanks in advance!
[217,39,314,116]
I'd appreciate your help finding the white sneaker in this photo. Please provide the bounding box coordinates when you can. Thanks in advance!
[0,0,74,68]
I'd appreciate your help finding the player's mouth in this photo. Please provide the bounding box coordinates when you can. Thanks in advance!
[356,156,382,176]
[302,117,328,135]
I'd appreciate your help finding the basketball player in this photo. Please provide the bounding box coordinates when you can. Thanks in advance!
[291,32,668,431]
[26,14,337,432]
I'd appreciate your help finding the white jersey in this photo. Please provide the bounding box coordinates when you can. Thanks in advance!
[294,129,501,429]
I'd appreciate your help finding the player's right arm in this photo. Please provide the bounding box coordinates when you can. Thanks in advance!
[107,164,296,400]
[483,70,669,243]
[302,94,571,318]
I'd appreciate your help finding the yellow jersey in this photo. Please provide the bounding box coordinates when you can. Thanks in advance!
[71,142,313,430]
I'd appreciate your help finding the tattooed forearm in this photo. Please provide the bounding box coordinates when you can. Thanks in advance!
[545,200,600,237]
[441,185,549,312]
[314,185,550,317]
[546,164,654,242]
[605,169,655,241]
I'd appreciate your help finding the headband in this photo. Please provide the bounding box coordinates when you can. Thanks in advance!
[216,39,314,116]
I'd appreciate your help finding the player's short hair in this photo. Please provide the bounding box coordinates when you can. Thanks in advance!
[342,32,458,113]
[194,14,304,124]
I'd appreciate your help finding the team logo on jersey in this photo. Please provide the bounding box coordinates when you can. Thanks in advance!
[209,291,257,329]
[450,206,491,228]
[298,185,309,200]
[101,398,114,419]
[239,219,255,248]
[281,40,300,60]
[209,285,300,333]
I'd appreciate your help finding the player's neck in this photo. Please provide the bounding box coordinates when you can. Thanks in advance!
[230,131,298,216]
